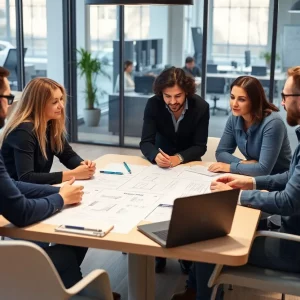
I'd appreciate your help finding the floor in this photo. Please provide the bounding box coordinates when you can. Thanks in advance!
[51,143,300,300]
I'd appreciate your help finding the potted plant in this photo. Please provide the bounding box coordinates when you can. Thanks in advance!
[77,48,110,126]
[260,52,280,69]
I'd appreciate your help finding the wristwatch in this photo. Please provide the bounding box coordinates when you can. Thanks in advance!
[176,153,184,164]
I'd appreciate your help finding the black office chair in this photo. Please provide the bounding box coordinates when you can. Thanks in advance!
[207,64,218,74]
[207,77,228,116]
[3,48,27,85]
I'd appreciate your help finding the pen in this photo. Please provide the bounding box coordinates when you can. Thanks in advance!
[123,161,131,174]
[100,171,124,175]
[158,148,169,159]
[65,225,102,232]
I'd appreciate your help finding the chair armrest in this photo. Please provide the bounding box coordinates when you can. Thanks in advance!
[255,230,300,243]
[67,269,113,300]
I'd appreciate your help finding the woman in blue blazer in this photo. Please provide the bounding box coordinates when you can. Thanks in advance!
[208,76,291,176]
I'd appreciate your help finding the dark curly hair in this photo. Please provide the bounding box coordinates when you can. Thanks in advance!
[230,76,279,123]
[153,67,196,97]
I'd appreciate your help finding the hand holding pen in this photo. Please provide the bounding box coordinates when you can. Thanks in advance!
[156,148,182,169]
[155,148,172,168]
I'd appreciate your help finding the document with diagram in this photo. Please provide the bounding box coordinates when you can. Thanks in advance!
[43,163,217,234]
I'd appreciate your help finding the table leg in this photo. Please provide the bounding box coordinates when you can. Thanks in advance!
[128,253,155,300]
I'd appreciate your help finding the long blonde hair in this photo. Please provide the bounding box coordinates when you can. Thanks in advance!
[0,77,67,159]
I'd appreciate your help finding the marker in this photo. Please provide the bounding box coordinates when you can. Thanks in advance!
[100,171,124,175]
[123,161,131,174]
[65,225,102,232]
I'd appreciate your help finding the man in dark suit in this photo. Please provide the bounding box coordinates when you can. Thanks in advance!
[183,56,201,78]
[0,67,121,300]
[140,67,209,273]
[172,66,300,300]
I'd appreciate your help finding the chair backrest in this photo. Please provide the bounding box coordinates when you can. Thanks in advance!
[207,64,218,73]
[206,77,226,94]
[134,75,155,94]
[202,137,245,162]
[3,48,28,82]
[0,240,68,300]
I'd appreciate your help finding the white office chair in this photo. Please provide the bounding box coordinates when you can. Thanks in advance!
[0,240,113,300]
[209,230,300,300]
[202,137,245,162]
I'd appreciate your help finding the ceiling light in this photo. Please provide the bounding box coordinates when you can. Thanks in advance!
[85,0,193,5]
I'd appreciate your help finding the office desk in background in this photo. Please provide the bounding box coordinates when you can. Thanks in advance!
[0,154,261,300]
[216,65,284,75]
[206,72,286,81]
[109,92,152,137]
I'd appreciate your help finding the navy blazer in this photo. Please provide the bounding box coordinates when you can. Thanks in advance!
[140,94,209,163]
[0,150,63,227]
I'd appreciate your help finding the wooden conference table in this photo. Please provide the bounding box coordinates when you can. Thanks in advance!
[0,154,261,300]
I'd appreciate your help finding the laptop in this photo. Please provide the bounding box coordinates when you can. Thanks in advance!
[138,189,239,248]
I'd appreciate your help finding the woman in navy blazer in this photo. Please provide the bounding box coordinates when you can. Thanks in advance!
[208,76,291,176]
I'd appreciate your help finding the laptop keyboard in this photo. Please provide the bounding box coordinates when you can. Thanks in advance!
[153,229,168,241]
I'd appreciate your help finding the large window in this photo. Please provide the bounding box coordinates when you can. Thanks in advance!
[125,6,150,39]
[0,0,49,88]
[77,5,152,146]
[212,0,270,59]
[23,0,47,58]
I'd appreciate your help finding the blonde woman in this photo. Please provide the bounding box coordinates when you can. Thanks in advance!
[0,77,96,185]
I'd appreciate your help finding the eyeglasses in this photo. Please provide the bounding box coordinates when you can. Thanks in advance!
[0,94,15,105]
[281,92,300,103]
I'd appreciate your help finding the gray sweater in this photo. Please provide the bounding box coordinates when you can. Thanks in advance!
[216,112,291,176]
[241,127,300,235]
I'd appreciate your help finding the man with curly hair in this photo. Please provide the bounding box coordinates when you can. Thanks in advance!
[139,66,210,274]
[140,66,209,169]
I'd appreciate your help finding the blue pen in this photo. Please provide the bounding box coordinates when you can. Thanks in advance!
[64,225,102,232]
[123,162,132,174]
[100,170,124,175]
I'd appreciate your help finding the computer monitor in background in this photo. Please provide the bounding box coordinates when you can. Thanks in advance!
[245,50,251,67]
[207,64,218,73]
[134,76,155,94]
[251,66,267,76]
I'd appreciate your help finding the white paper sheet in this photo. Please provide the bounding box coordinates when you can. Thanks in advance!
[188,165,221,177]
[145,204,173,222]
[43,163,217,234]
